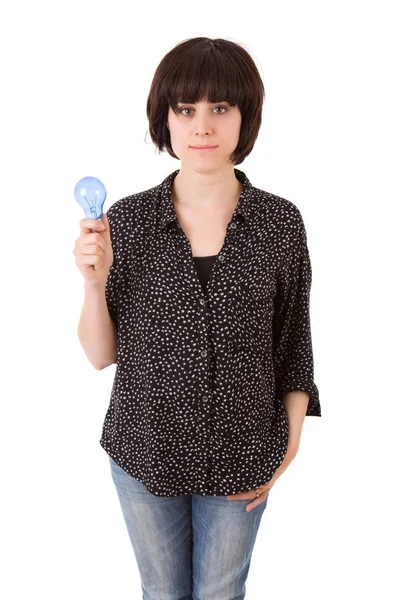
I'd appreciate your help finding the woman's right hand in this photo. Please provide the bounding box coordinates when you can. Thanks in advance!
[73,212,114,287]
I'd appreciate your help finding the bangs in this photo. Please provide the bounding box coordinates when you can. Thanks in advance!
[164,45,248,112]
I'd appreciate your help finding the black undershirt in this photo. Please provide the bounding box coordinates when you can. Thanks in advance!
[193,255,217,294]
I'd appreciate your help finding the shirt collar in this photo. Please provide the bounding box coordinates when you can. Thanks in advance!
[157,168,254,231]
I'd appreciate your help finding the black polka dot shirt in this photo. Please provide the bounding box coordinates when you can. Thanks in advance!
[99,168,321,497]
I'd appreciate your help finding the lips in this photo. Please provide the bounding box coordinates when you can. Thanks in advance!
[190,146,218,152]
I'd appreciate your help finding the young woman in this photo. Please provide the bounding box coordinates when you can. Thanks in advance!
[75,36,321,600]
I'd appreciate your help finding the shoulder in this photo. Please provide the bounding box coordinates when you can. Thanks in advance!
[250,186,309,268]
[251,185,306,236]
[105,182,162,238]
[106,182,160,221]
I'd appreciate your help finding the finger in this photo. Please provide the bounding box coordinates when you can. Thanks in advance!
[77,232,107,253]
[226,491,253,501]
[78,243,105,256]
[79,217,106,235]
[246,491,270,512]
[226,478,274,501]
[246,500,258,512]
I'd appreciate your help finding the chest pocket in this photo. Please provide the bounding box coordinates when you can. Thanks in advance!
[227,281,272,354]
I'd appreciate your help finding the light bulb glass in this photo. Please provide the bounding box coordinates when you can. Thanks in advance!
[74,176,107,220]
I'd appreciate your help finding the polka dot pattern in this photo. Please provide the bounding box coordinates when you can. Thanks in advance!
[99,168,321,497]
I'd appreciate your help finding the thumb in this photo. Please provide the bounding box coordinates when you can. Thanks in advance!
[101,212,111,239]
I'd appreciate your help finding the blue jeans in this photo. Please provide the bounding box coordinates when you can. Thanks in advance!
[109,455,269,600]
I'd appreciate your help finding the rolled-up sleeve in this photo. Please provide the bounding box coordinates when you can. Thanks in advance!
[272,208,321,417]
[104,208,119,330]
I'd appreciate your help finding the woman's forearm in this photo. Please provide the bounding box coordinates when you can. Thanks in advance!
[282,391,309,449]
[77,282,117,370]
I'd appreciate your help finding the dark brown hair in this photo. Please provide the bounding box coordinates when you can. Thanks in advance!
[146,37,265,165]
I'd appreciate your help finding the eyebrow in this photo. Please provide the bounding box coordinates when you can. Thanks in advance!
[176,101,228,105]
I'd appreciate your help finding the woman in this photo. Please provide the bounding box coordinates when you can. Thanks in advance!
[75,37,321,600]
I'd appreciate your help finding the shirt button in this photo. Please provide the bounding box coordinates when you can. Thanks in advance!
[230,222,237,229]
[199,298,206,305]
[202,395,208,402]
[201,350,208,357]
[218,254,225,261]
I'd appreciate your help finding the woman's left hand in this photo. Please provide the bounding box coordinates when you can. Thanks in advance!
[226,443,299,512]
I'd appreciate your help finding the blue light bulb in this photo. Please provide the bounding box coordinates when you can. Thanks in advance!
[74,176,107,220]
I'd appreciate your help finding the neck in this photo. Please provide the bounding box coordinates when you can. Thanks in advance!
[171,166,242,209]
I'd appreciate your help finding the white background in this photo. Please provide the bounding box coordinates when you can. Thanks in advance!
[1,0,399,598]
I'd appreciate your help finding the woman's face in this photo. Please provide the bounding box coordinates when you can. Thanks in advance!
[167,99,242,167]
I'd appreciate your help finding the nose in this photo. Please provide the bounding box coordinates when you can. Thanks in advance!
[192,111,213,135]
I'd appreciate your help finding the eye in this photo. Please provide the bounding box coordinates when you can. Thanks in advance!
[179,105,229,116]
[214,105,228,114]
